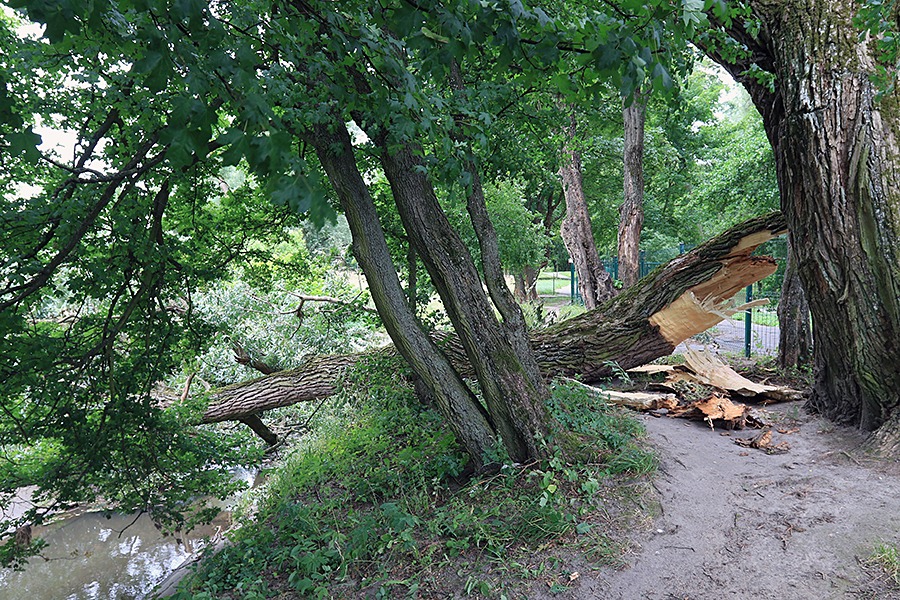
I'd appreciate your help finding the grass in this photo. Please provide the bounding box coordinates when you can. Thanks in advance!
[535,271,572,296]
[730,308,780,327]
[172,360,656,599]
[868,543,900,587]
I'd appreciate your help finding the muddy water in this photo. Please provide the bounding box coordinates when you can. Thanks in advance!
[0,469,260,600]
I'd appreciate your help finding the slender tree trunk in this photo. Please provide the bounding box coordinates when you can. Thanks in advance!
[558,111,617,309]
[514,273,527,301]
[463,164,547,390]
[619,90,646,288]
[377,141,551,463]
[777,235,811,369]
[310,121,496,468]
[523,265,540,302]
[705,0,900,447]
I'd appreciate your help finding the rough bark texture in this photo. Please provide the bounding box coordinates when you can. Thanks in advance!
[201,213,787,425]
[559,112,617,308]
[777,235,812,369]
[619,91,646,288]
[309,121,496,467]
[378,141,551,463]
[702,1,900,449]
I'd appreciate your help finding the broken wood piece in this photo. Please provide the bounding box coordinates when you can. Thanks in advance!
[599,389,680,411]
[680,350,803,403]
[627,364,677,376]
[559,378,680,411]
[734,428,790,453]
[669,393,750,429]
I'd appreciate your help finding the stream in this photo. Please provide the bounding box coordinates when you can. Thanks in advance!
[0,469,262,600]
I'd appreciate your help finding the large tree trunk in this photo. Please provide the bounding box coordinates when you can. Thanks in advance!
[703,1,900,446]
[558,111,617,309]
[309,121,496,468]
[777,235,811,369]
[618,90,646,288]
[201,212,787,424]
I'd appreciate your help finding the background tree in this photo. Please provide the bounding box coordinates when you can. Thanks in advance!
[618,88,647,287]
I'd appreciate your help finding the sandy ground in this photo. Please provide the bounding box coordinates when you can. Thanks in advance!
[564,403,900,600]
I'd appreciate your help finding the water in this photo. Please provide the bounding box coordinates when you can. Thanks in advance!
[0,469,261,600]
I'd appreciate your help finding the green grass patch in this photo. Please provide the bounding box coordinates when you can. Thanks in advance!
[535,272,570,296]
[172,365,656,599]
[730,308,779,327]
[868,543,900,587]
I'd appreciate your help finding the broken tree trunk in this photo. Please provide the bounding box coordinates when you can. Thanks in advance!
[199,212,787,425]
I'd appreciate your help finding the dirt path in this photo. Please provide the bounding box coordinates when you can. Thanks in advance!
[574,404,900,599]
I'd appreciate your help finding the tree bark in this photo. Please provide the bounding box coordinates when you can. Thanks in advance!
[777,235,811,369]
[523,265,540,302]
[558,110,617,308]
[309,121,496,468]
[619,90,646,288]
[200,212,787,425]
[703,1,900,443]
[377,141,551,463]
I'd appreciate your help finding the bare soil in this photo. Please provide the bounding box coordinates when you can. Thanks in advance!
[551,403,900,599]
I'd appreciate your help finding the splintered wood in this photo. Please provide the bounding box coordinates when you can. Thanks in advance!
[648,256,778,347]
[590,350,803,444]
[680,350,804,403]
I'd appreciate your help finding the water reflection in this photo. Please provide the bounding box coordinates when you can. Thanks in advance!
[0,510,229,600]
[0,469,261,600]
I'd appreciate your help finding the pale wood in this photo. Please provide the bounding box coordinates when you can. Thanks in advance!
[681,350,803,403]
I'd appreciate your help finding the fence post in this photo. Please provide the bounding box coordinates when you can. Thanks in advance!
[744,285,753,358]
[639,250,646,278]
[679,242,685,255]
[569,258,575,303]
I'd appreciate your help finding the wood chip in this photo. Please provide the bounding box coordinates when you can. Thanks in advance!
[734,428,790,453]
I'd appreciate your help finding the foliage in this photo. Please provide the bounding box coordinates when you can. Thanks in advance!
[447,178,550,275]
[188,273,377,386]
[171,373,655,598]
[855,1,900,96]
[581,60,778,257]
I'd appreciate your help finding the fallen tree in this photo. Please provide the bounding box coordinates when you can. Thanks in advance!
[200,212,787,435]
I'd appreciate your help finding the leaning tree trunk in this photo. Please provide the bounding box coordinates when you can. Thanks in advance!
[703,0,900,448]
[558,110,617,308]
[201,212,787,425]
[377,140,551,464]
[310,120,496,468]
[777,235,811,369]
[618,89,646,288]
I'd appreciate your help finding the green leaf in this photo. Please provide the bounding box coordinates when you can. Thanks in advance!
[6,127,42,164]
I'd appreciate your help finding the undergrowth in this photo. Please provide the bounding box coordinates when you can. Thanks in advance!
[172,359,656,599]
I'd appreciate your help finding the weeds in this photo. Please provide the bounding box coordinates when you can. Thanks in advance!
[172,369,656,599]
